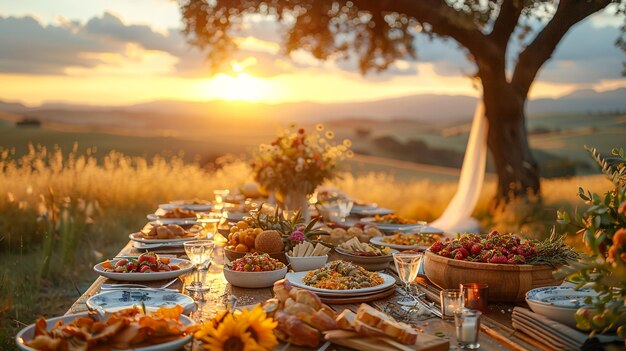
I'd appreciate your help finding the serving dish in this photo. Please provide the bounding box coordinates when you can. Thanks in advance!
[350,205,393,217]
[423,250,562,302]
[164,200,212,211]
[15,312,194,351]
[370,235,439,250]
[334,247,398,271]
[93,258,194,282]
[223,266,288,288]
[129,232,199,244]
[224,248,288,264]
[286,254,328,272]
[525,286,599,328]
[285,271,395,295]
[87,290,196,314]
[359,217,423,231]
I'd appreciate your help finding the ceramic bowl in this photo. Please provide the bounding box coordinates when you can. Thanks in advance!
[525,286,599,328]
[224,249,288,264]
[286,254,328,272]
[223,266,288,288]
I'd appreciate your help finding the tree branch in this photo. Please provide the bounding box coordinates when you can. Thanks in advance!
[489,0,524,49]
[511,0,612,97]
[363,0,498,60]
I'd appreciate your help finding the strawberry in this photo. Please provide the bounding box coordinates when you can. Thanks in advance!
[507,258,517,264]
[489,255,507,264]
[439,249,451,258]
[470,244,483,255]
[453,252,465,260]
[487,230,500,239]
[431,241,445,253]
[458,247,470,258]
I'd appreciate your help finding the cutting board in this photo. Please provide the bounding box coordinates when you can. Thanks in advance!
[325,330,449,351]
[319,287,395,304]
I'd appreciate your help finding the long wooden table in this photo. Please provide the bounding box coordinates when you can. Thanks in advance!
[67,239,543,351]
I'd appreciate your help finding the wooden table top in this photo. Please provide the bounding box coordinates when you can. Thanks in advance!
[67,239,544,351]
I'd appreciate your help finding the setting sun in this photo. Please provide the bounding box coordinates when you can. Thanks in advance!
[198,72,273,102]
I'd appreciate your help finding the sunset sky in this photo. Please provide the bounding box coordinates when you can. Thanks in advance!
[0,0,624,106]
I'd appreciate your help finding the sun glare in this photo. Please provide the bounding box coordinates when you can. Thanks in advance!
[197,72,272,102]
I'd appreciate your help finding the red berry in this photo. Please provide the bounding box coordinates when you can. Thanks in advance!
[431,242,445,253]
[458,247,470,258]
[470,244,483,255]
[489,255,507,264]
[453,252,464,260]
[440,249,451,258]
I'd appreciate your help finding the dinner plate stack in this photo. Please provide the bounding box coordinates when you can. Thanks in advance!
[285,271,397,303]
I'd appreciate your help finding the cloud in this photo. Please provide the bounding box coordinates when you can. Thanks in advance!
[0,15,120,74]
[0,10,623,88]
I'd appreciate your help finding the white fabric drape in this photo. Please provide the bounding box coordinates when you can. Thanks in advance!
[430,100,488,233]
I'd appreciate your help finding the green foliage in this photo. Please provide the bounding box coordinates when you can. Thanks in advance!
[556,147,626,338]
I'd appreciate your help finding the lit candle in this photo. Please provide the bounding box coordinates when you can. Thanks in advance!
[460,321,477,342]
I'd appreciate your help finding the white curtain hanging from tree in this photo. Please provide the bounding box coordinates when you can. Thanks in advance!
[430,99,488,233]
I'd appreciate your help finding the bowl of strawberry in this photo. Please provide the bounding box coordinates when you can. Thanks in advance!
[94,252,194,281]
[223,253,288,288]
[423,231,577,302]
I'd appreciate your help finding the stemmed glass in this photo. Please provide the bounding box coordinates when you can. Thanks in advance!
[335,196,354,222]
[184,240,215,293]
[393,252,423,305]
[213,189,229,212]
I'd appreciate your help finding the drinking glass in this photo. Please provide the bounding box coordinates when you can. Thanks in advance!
[336,197,354,222]
[184,240,215,292]
[393,252,423,305]
[213,189,229,212]
[455,308,481,349]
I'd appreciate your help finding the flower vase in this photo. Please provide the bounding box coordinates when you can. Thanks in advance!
[283,189,311,222]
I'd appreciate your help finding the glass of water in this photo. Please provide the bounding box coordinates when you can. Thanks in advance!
[183,240,214,292]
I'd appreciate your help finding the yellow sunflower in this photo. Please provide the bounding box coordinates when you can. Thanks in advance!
[202,313,258,351]
[238,305,278,350]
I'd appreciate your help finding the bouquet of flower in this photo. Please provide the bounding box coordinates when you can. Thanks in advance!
[251,124,352,198]
[192,305,278,351]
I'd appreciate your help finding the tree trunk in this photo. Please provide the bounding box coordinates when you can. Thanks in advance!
[482,78,540,206]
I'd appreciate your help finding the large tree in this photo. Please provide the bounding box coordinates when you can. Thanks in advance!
[179,0,625,204]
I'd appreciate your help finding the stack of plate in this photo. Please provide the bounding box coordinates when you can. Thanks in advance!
[525,286,599,328]
[285,271,396,304]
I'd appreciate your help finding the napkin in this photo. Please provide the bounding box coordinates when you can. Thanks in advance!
[510,307,626,351]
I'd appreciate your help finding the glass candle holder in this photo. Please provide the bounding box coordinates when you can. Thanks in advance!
[440,289,464,320]
[454,308,481,349]
[461,283,489,312]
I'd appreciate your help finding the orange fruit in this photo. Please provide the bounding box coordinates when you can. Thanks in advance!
[235,243,249,252]
[244,235,256,248]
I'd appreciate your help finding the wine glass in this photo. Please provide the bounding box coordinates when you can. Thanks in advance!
[213,189,229,212]
[393,252,423,305]
[336,196,354,222]
[184,240,215,293]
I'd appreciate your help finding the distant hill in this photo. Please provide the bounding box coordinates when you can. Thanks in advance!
[1,87,624,124]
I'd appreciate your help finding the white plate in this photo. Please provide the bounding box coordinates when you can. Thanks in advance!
[87,290,196,314]
[285,271,395,295]
[359,217,423,231]
[129,232,199,244]
[132,241,185,250]
[370,235,433,250]
[351,205,393,216]
[160,202,212,212]
[93,258,194,282]
[225,212,248,222]
[16,312,194,351]
[146,214,199,224]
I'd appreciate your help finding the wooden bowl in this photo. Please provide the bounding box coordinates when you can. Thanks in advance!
[423,250,562,302]
[224,249,288,264]
[333,248,397,271]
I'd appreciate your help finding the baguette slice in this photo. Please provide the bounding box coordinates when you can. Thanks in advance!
[336,309,356,331]
[354,319,388,338]
[356,304,418,345]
